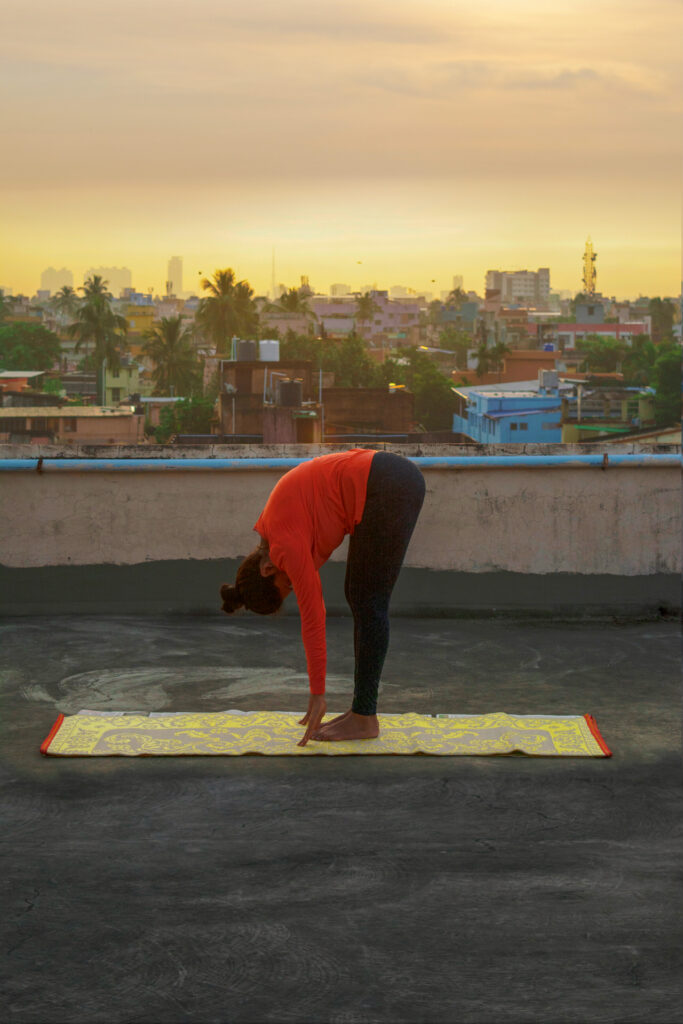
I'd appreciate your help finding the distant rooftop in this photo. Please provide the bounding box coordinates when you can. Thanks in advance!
[0,406,137,418]
[0,370,45,378]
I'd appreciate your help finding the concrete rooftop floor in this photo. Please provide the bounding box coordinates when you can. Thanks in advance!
[1,614,681,1024]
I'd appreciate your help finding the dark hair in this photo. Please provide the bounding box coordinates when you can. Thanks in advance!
[220,550,284,616]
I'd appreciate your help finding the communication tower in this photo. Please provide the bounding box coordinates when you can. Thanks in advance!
[582,237,597,296]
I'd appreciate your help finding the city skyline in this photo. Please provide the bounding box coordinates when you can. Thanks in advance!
[2,0,681,298]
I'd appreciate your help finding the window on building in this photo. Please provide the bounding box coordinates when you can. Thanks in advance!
[510,423,517,430]
[520,423,528,430]
[111,388,121,403]
[113,368,120,378]
[63,418,77,432]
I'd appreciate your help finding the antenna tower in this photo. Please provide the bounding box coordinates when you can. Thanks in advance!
[582,237,597,296]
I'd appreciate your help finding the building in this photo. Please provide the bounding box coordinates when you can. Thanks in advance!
[452,373,564,442]
[84,267,132,297]
[452,348,562,387]
[215,354,415,442]
[40,268,73,294]
[310,291,421,346]
[485,268,551,308]
[560,382,656,442]
[0,405,144,444]
[123,303,156,358]
[329,284,351,297]
[0,370,47,393]
[39,268,74,295]
[167,257,183,297]
[103,358,141,406]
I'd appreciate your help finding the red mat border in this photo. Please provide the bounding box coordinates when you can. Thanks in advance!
[583,713,612,757]
[40,713,65,755]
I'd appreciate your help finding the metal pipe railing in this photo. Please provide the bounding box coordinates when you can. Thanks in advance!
[0,454,679,472]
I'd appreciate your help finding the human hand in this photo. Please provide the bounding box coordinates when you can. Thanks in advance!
[297,694,327,747]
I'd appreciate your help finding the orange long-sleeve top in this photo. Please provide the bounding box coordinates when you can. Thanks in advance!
[253,449,377,695]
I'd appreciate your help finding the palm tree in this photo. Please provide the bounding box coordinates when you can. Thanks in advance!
[81,275,113,301]
[142,316,200,396]
[489,341,510,379]
[51,285,79,321]
[474,343,491,379]
[276,287,318,333]
[354,292,380,334]
[66,278,128,400]
[195,269,259,354]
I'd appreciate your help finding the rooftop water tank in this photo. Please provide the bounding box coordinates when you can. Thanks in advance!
[259,339,280,362]
[236,339,258,361]
[277,378,303,407]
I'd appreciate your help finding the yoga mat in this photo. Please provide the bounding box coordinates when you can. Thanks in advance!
[40,709,612,757]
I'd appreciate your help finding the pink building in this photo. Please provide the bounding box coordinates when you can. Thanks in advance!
[311,291,421,343]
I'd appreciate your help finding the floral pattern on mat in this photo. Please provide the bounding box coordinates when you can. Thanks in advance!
[42,710,609,757]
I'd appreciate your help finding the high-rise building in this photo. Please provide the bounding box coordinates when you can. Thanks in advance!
[84,267,132,297]
[485,268,550,307]
[452,275,464,291]
[40,267,74,295]
[167,256,183,297]
[330,283,351,297]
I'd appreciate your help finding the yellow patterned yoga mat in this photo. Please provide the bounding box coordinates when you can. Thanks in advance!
[40,710,612,757]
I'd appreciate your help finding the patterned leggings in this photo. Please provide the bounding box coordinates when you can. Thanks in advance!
[344,452,426,716]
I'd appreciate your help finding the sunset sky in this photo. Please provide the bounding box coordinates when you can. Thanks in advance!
[2,0,681,299]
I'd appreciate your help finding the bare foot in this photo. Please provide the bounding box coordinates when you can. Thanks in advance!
[312,712,379,742]
[315,710,353,735]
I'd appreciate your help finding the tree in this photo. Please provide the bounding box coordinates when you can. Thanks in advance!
[474,343,491,378]
[578,334,628,373]
[326,331,382,387]
[195,269,259,354]
[275,287,318,334]
[648,297,676,343]
[435,323,471,368]
[51,285,79,320]
[621,337,657,387]
[279,330,324,365]
[380,347,458,431]
[42,377,64,396]
[154,396,217,443]
[0,290,15,323]
[142,316,201,396]
[0,322,62,370]
[354,292,380,333]
[650,344,682,425]
[66,276,128,399]
[444,287,468,311]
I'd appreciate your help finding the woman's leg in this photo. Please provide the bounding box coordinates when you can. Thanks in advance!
[314,453,425,739]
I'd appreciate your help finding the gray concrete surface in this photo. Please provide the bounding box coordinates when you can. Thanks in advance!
[1,615,681,1024]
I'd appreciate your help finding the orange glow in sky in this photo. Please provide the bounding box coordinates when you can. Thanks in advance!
[2,0,681,298]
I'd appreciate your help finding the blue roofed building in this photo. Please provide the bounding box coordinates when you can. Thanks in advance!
[452,372,564,442]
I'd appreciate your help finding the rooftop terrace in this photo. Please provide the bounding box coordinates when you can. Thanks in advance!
[1,613,680,1023]
[1,441,680,1021]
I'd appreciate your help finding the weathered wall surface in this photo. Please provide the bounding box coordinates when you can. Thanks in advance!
[1,443,680,616]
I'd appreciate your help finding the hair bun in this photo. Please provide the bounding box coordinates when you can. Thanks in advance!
[220,582,244,614]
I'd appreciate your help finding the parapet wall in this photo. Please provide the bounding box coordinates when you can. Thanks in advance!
[1,443,680,617]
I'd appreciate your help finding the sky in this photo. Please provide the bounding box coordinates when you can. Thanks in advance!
[2,0,681,300]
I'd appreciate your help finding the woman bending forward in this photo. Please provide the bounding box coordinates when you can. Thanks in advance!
[220,449,426,747]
